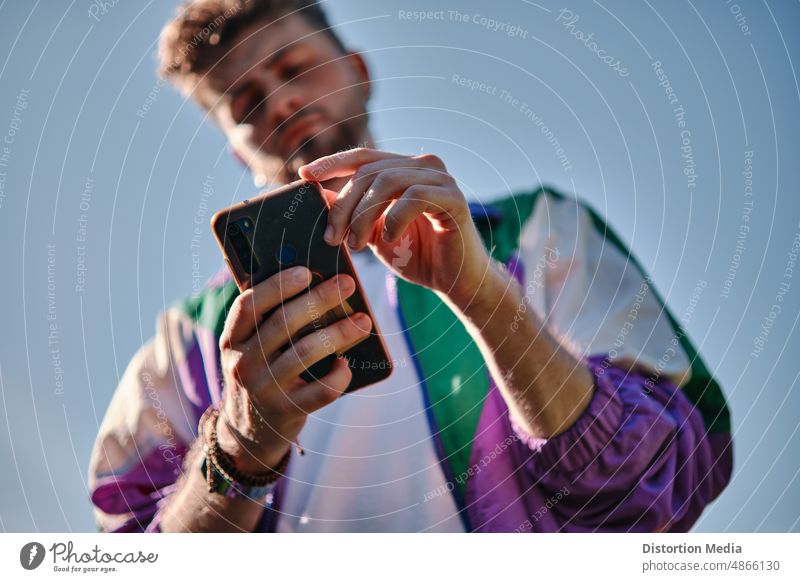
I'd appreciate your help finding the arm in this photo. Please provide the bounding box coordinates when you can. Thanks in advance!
[298,149,592,439]
[441,257,594,438]
[512,357,732,532]
[90,267,372,532]
[298,152,732,530]
[158,267,370,532]
[157,432,276,533]
[470,192,733,531]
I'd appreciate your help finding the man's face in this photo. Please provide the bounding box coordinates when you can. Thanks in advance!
[195,14,371,182]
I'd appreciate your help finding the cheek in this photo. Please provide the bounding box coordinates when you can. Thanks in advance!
[312,68,367,116]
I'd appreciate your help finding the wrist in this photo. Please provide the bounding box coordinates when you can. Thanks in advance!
[215,411,292,474]
[197,406,290,502]
[444,255,515,319]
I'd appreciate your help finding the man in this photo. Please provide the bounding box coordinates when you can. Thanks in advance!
[88,0,732,532]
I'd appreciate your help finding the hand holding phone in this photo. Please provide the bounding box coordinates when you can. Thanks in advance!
[212,267,371,470]
[211,180,393,391]
[208,180,393,472]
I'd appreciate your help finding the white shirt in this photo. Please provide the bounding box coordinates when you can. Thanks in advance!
[275,250,464,532]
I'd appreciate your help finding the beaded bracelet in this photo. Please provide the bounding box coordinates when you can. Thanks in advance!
[199,406,291,494]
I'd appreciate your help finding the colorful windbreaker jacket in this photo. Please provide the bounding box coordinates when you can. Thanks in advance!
[88,187,733,532]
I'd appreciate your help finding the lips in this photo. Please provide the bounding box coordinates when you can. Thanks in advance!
[278,113,323,155]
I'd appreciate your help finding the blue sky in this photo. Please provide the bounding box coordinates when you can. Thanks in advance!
[0,0,798,531]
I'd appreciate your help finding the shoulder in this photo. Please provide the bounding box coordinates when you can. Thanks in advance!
[170,268,240,340]
[475,185,604,263]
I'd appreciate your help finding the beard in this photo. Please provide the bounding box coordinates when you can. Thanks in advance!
[281,115,367,182]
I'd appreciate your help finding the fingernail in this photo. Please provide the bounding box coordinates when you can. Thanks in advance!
[347,232,357,248]
[292,266,310,282]
[324,224,334,243]
[337,274,354,291]
[301,163,319,177]
[382,226,390,242]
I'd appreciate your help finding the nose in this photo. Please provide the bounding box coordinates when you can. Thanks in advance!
[268,84,306,135]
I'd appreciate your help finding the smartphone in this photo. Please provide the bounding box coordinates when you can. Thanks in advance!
[211,180,393,392]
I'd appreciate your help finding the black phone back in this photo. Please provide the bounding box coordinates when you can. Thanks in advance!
[211,180,393,392]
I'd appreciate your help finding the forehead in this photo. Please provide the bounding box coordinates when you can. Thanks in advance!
[201,14,332,95]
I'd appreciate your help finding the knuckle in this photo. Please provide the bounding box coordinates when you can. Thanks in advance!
[383,210,403,233]
[351,203,371,227]
[351,146,374,161]
[334,362,353,387]
[309,387,336,409]
[234,290,255,318]
[268,272,292,298]
[354,161,381,183]
[267,393,294,417]
[404,184,424,197]
[416,153,445,170]
[329,197,347,219]
[402,184,425,203]
[351,171,371,189]
[267,304,291,334]
[293,338,317,364]
[222,350,247,385]
[341,319,367,342]
[370,172,391,193]
[220,297,249,348]
[310,280,336,307]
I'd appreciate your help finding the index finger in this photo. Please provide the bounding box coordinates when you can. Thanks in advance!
[222,266,312,346]
[298,148,400,182]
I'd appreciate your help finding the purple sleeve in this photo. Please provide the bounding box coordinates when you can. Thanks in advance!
[509,356,732,532]
[88,308,210,533]
[91,443,189,533]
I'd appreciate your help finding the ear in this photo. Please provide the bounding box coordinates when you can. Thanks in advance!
[345,51,372,102]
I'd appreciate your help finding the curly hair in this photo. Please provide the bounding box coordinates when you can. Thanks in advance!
[158,0,347,79]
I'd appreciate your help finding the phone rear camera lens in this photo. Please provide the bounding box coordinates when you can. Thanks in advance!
[276,244,297,266]
[228,223,241,237]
